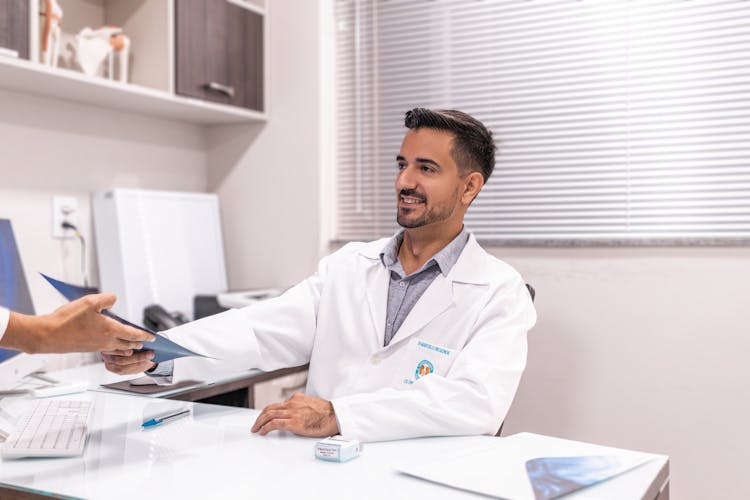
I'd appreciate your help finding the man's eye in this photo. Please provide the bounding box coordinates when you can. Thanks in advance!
[421,165,433,172]
[397,163,406,170]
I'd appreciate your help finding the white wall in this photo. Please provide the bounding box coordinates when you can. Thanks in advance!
[497,246,750,499]
[0,88,206,368]
[207,0,321,290]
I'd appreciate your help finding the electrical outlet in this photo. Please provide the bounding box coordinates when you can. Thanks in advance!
[52,196,79,239]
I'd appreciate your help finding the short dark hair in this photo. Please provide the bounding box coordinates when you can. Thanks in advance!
[404,108,496,183]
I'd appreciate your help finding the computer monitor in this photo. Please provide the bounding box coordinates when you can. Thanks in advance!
[0,219,47,390]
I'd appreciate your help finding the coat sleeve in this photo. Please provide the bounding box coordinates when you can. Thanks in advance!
[163,282,315,383]
[0,306,9,341]
[330,277,536,442]
[163,248,345,384]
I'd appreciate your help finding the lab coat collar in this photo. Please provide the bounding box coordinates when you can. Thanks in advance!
[358,232,489,286]
[359,232,491,349]
[446,234,491,285]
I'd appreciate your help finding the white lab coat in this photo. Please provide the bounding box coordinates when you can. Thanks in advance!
[163,234,536,442]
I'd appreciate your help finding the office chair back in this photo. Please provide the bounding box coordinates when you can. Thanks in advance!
[495,283,535,437]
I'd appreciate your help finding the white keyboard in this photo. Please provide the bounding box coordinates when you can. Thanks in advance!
[1,400,92,459]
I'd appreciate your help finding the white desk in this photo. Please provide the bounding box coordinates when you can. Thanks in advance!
[0,392,668,500]
[47,362,307,406]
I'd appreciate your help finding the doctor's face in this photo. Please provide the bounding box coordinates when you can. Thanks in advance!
[395,128,466,230]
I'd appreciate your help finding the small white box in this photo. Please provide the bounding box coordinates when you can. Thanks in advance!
[314,436,360,462]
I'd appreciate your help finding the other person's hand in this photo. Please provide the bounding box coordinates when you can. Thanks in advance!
[251,393,340,438]
[24,294,155,354]
[102,349,156,375]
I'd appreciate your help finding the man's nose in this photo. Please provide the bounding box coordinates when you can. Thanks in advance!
[396,165,417,189]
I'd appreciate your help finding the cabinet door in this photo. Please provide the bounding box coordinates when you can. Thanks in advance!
[0,0,29,59]
[175,0,264,111]
[235,3,264,111]
[175,0,223,103]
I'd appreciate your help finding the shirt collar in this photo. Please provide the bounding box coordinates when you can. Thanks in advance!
[379,227,469,277]
[379,232,404,269]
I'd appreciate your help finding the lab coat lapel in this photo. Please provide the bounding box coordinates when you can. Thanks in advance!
[386,234,489,347]
[387,273,454,346]
[363,255,389,346]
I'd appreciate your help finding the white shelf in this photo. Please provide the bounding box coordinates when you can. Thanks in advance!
[227,0,266,16]
[0,56,267,125]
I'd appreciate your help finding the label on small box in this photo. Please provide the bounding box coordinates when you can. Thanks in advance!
[314,436,360,462]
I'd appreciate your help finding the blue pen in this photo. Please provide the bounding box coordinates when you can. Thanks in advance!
[142,409,191,428]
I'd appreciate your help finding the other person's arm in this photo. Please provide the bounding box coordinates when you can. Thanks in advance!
[0,294,154,354]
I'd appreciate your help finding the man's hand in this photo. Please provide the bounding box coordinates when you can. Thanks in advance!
[102,349,156,375]
[251,393,340,438]
[8,293,155,354]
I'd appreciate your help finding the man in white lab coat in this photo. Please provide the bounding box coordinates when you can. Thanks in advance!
[103,108,537,442]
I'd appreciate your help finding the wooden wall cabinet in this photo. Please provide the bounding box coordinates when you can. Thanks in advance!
[0,0,29,59]
[0,0,267,124]
[176,0,264,112]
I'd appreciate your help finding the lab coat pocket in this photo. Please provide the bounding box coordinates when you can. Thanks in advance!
[398,337,457,387]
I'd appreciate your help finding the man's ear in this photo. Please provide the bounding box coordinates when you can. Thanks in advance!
[462,171,484,205]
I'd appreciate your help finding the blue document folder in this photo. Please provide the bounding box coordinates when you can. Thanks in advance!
[41,273,211,363]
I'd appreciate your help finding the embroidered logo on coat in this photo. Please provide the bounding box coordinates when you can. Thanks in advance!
[415,360,434,379]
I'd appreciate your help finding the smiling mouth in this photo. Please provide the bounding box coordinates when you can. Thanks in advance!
[399,194,425,206]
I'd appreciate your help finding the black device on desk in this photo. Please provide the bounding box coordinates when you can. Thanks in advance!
[193,295,228,320]
[143,305,188,332]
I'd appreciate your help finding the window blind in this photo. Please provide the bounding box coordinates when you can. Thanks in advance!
[333,0,750,244]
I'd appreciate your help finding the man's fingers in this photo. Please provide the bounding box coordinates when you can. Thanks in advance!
[250,402,286,431]
[102,351,154,366]
[257,418,292,436]
[250,414,266,432]
[261,402,286,413]
[102,350,155,374]
[104,360,154,375]
[251,408,289,432]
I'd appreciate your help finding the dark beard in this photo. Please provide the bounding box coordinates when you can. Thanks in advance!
[396,188,459,228]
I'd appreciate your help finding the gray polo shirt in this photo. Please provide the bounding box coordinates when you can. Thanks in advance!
[379,227,469,346]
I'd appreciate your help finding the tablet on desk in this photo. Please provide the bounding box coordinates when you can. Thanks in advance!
[101,379,201,395]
